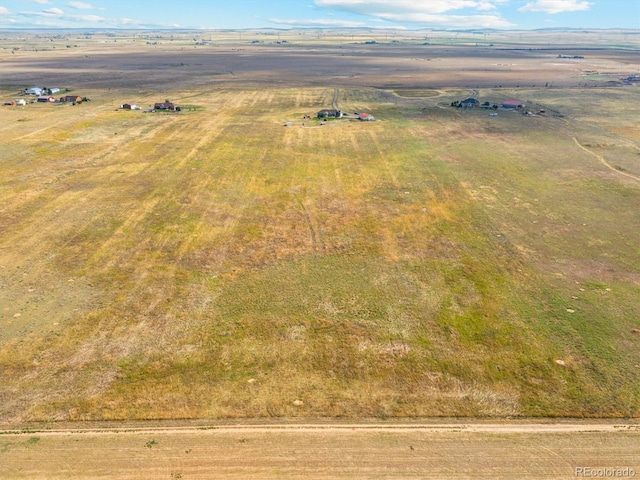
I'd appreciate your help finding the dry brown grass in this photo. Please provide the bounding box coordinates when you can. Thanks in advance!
[0,31,639,425]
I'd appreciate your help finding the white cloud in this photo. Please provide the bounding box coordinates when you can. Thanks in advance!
[19,7,63,17]
[43,7,64,15]
[70,14,106,22]
[118,17,137,25]
[68,1,95,9]
[314,0,513,27]
[381,12,512,27]
[5,4,163,28]
[269,17,366,27]
[316,0,508,14]
[519,0,592,14]
[32,0,49,4]
[476,1,499,10]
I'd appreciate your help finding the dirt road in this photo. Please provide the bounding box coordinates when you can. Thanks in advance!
[1,421,638,479]
[3,420,639,436]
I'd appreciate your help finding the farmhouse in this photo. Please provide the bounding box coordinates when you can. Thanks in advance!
[317,109,341,118]
[460,97,479,107]
[154,102,177,111]
[37,95,55,103]
[358,112,375,121]
[60,95,83,103]
[502,100,522,109]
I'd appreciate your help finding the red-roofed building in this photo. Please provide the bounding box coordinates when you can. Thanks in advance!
[358,113,375,121]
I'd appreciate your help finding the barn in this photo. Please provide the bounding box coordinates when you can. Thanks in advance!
[60,95,83,103]
[25,87,43,96]
[37,95,55,103]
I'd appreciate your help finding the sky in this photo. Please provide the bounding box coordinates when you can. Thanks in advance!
[0,0,638,30]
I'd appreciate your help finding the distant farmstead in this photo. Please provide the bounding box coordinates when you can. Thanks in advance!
[317,109,341,118]
[460,97,479,107]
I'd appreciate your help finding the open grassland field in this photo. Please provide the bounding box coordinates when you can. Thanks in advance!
[1,422,640,479]
[0,31,639,432]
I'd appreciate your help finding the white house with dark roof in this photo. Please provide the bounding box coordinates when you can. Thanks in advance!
[317,109,341,118]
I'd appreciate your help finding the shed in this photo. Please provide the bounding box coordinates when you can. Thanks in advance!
[121,102,140,110]
[37,95,55,103]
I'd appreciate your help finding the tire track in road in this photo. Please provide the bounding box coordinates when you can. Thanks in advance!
[573,137,640,183]
[1,421,638,436]
[2,421,637,480]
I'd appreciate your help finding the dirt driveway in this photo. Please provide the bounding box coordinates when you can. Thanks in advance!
[1,421,639,479]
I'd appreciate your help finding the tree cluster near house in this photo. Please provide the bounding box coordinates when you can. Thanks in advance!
[315,109,375,121]
[451,97,526,110]
[153,101,180,112]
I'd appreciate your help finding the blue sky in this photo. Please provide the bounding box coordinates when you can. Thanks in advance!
[0,0,638,30]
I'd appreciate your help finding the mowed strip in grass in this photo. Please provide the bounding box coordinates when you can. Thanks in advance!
[0,86,638,422]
